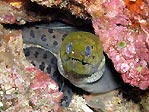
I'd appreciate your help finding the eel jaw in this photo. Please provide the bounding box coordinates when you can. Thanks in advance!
[66,57,90,65]
[57,52,106,85]
[71,56,106,84]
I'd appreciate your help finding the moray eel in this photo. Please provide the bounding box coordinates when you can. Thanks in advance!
[22,22,75,107]
[22,22,122,105]
[58,32,105,89]
[23,46,72,107]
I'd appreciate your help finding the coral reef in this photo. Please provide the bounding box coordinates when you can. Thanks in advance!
[85,90,140,112]
[0,1,42,24]
[0,25,63,111]
[0,0,149,111]
[92,0,149,89]
[141,92,149,112]
[22,0,149,90]
[62,95,94,112]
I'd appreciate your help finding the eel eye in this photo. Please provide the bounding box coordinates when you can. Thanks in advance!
[66,42,72,54]
[85,46,91,57]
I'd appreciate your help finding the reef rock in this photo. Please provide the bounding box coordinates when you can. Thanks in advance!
[0,25,63,112]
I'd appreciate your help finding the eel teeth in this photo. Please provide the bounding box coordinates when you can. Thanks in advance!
[69,57,89,65]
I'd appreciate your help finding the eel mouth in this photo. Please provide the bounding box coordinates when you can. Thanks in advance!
[58,53,106,84]
[67,57,90,65]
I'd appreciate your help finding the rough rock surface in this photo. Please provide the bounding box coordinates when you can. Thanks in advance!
[0,25,63,112]
[92,0,149,89]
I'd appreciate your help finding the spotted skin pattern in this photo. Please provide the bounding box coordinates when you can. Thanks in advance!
[24,47,57,76]
[23,26,67,55]
[22,27,73,107]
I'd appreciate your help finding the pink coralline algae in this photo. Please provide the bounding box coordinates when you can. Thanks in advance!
[0,28,63,112]
[29,68,63,112]
[91,0,149,90]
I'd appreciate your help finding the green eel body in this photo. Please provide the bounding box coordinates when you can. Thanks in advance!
[58,31,105,88]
